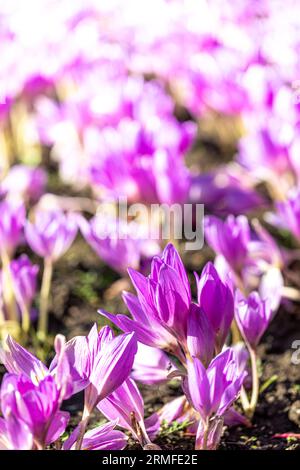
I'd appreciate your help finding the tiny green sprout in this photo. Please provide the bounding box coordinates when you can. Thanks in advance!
[260,375,278,394]
[159,419,194,438]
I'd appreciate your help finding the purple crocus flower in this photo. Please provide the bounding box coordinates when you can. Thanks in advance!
[0,414,33,450]
[0,373,69,450]
[0,255,38,328]
[0,200,25,256]
[63,420,128,451]
[0,334,73,402]
[186,349,246,449]
[205,215,251,274]
[62,324,137,416]
[0,165,47,203]
[189,171,265,217]
[25,210,77,339]
[9,255,39,309]
[131,343,176,385]
[25,210,77,262]
[276,188,300,242]
[78,214,160,274]
[195,262,234,352]
[235,291,273,348]
[98,378,158,447]
[187,303,215,367]
[100,244,191,356]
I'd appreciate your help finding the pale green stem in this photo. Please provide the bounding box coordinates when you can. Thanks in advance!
[231,318,242,344]
[201,420,209,451]
[21,302,31,335]
[240,386,250,412]
[1,249,18,322]
[248,347,259,418]
[37,257,53,342]
[75,410,90,450]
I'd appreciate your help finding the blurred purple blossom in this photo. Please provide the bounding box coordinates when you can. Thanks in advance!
[0,200,25,257]
[0,165,47,203]
[235,291,273,348]
[78,214,160,274]
[25,210,77,261]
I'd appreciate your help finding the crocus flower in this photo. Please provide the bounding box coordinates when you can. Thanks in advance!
[78,214,160,274]
[1,254,39,331]
[189,171,265,216]
[186,348,246,450]
[205,215,251,274]
[259,266,284,312]
[61,324,137,450]
[0,414,33,450]
[0,372,69,450]
[63,420,128,451]
[100,244,191,357]
[0,165,47,203]
[25,210,77,262]
[62,324,137,415]
[98,378,159,447]
[235,291,273,349]
[0,255,39,330]
[187,303,215,366]
[238,128,291,182]
[25,209,77,339]
[0,334,73,401]
[9,255,39,309]
[131,343,176,385]
[276,188,300,242]
[0,200,25,257]
[195,262,234,351]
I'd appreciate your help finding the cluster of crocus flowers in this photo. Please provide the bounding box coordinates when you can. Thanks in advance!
[0,243,280,450]
[0,244,250,451]
[101,244,248,449]
[0,200,26,333]
[3,0,300,228]
[205,214,284,310]
[1,0,300,452]
[0,334,71,450]
[204,216,279,419]
[0,198,78,339]
[101,245,234,359]
[0,327,137,450]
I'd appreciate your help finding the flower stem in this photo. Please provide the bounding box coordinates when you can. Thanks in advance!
[75,413,90,450]
[240,385,250,411]
[231,318,241,344]
[248,347,259,418]
[38,257,53,342]
[1,249,18,322]
[202,421,209,450]
[21,302,31,335]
